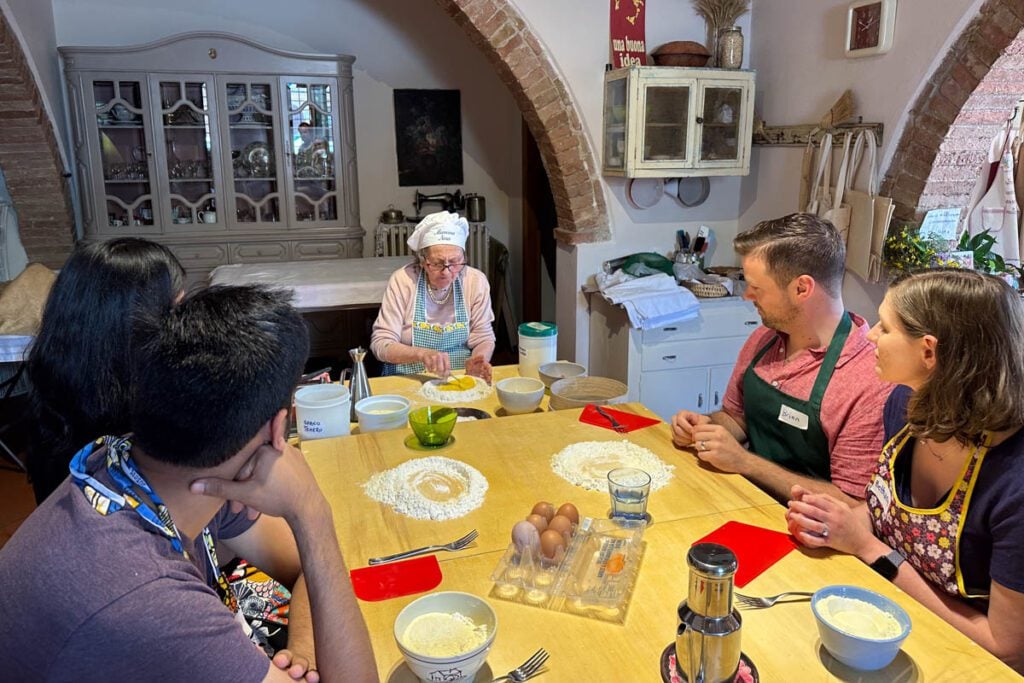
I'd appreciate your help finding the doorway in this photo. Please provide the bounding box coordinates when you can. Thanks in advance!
[522,120,558,324]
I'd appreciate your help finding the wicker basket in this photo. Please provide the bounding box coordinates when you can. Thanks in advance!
[549,376,629,411]
[685,282,730,298]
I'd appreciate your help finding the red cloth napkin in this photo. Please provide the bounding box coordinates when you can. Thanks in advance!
[579,404,661,433]
[692,521,798,588]
[350,555,442,601]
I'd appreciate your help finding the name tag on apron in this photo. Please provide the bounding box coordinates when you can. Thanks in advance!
[868,475,893,510]
[778,404,810,431]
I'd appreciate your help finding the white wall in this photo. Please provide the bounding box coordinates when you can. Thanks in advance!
[52,0,523,309]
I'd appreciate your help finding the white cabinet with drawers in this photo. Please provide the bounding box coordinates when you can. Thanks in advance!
[589,295,760,422]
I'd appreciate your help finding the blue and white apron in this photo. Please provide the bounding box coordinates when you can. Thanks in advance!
[382,270,472,376]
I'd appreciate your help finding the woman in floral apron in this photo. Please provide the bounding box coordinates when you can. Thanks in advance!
[371,211,496,382]
[786,270,1024,672]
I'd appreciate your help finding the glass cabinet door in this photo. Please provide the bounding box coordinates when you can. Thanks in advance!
[697,83,745,165]
[154,77,222,229]
[604,77,627,171]
[222,79,281,227]
[92,78,157,234]
[640,83,693,165]
[282,78,339,225]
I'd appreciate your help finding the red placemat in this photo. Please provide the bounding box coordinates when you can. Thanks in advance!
[692,521,798,588]
[350,555,442,601]
[579,404,661,433]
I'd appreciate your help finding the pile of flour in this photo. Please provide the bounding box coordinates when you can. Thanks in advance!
[551,440,674,492]
[363,456,488,520]
[419,377,492,404]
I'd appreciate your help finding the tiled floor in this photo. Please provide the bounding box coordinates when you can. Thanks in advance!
[0,465,35,549]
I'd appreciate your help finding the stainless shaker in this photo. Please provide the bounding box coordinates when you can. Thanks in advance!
[346,347,372,421]
[676,543,742,683]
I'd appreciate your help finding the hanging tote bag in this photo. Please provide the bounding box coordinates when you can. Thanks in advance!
[805,132,832,215]
[845,130,893,281]
[807,132,852,243]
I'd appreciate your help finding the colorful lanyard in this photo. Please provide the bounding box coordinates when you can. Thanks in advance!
[69,436,238,612]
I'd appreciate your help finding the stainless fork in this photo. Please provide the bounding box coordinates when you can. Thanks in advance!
[734,591,814,608]
[594,405,627,433]
[367,529,478,565]
[491,648,549,682]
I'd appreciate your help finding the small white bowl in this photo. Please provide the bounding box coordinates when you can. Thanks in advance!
[538,361,587,388]
[394,591,497,682]
[496,377,546,415]
[354,394,411,432]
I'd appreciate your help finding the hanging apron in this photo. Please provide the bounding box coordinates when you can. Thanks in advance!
[382,270,471,376]
[865,426,991,599]
[967,123,1020,265]
[741,313,851,481]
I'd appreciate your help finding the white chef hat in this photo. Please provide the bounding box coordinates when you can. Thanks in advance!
[407,211,469,253]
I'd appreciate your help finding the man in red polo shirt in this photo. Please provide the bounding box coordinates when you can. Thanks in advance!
[672,213,893,504]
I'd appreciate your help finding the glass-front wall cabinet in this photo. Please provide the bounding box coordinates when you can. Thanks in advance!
[284,79,339,225]
[602,66,754,178]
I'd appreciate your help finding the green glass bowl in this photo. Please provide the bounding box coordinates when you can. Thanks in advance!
[408,406,458,447]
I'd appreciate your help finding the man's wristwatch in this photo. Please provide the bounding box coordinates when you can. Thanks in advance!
[869,550,906,580]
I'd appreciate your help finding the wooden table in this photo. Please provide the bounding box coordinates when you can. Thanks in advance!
[302,405,1017,681]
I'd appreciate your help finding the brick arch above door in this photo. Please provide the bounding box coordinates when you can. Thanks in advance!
[881,0,1024,222]
[434,0,611,244]
[0,11,75,269]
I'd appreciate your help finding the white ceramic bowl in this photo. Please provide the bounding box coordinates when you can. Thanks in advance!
[394,591,497,682]
[354,394,411,432]
[811,585,911,671]
[538,361,587,389]
[496,377,546,415]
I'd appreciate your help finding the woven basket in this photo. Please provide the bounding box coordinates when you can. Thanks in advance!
[549,376,629,411]
[685,282,730,298]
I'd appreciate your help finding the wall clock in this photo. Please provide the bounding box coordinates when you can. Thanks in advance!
[845,0,896,58]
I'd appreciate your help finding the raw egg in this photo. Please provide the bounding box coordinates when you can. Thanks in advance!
[531,501,555,522]
[556,502,579,525]
[525,513,548,533]
[511,520,541,554]
[548,514,573,542]
[539,528,566,559]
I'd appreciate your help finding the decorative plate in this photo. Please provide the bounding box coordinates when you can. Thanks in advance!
[243,142,273,173]
[627,178,665,209]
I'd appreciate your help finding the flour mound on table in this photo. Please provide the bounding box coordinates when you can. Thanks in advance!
[419,376,492,403]
[551,440,674,491]
[363,456,488,520]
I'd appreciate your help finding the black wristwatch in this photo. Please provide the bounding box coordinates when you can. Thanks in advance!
[869,550,906,580]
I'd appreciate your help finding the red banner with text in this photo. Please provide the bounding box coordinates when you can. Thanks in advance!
[610,0,648,67]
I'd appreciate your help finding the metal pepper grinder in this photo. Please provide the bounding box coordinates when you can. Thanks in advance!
[676,543,743,683]
[347,347,372,421]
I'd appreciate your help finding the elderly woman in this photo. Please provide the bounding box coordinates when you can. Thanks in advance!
[786,269,1024,672]
[371,211,495,381]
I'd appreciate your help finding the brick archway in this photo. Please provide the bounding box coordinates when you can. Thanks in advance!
[882,0,1024,222]
[435,0,610,244]
[0,12,75,268]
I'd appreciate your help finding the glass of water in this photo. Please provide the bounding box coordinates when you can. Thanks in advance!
[608,467,651,520]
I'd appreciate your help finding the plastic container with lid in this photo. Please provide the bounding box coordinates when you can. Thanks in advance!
[518,322,557,379]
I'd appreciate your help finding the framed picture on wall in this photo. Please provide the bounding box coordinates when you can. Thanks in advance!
[394,89,463,186]
[845,0,897,58]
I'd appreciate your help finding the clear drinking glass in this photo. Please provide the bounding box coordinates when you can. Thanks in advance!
[608,467,651,520]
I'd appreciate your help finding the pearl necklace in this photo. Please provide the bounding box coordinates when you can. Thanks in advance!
[426,283,452,305]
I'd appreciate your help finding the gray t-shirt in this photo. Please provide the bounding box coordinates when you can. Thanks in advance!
[0,455,269,682]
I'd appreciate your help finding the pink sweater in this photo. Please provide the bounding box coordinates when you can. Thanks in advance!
[722,312,894,498]
[370,263,495,362]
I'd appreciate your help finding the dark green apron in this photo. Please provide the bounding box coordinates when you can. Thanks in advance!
[741,313,851,481]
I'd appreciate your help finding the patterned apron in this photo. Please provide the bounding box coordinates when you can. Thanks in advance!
[865,426,991,599]
[382,270,471,376]
[741,313,851,481]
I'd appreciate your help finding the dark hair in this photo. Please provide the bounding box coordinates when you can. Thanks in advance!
[734,213,846,297]
[888,268,1024,444]
[26,238,185,503]
[130,285,309,468]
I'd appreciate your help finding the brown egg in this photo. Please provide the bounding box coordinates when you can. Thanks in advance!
[525,513,548,533]
[556,503,580,525]
[531,501,556,522]
[548,514,574,542]
[539,528,566,559]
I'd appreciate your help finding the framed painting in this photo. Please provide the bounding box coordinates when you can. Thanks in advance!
[394,89,463,186]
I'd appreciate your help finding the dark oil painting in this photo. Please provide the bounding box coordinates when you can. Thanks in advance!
[394,89,463,186]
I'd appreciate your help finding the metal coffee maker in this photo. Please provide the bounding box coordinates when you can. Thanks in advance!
[465,193,486,222]
[676,543,742,683]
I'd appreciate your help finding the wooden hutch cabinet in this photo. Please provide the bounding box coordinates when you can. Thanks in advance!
[60,32,362,285]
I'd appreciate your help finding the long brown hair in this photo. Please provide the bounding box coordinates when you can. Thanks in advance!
[888,268,1024,444]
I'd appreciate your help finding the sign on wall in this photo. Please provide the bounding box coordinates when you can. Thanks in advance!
[610,0,648,67]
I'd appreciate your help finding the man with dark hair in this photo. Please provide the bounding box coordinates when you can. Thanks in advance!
[0,286,376,682]
[672,213,892,504]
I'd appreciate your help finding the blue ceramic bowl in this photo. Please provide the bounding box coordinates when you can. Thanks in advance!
[811,585,911,671]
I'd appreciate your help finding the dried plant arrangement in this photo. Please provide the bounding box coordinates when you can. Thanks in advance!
[691,0,751,65]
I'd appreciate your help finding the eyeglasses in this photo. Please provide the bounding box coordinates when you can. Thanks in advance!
[424,260,466,273]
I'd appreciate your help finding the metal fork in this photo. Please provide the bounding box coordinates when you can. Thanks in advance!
[491,648,549,682]
[367,529,478,565]
[734,591,814,608]
[594,405,627,433]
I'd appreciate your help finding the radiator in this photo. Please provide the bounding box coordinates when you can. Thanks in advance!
[374,221,491,280]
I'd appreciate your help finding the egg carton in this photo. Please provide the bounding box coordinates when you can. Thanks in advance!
[489,517,646,623]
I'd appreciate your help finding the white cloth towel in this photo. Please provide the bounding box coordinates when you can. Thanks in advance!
[598,272,701,330]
